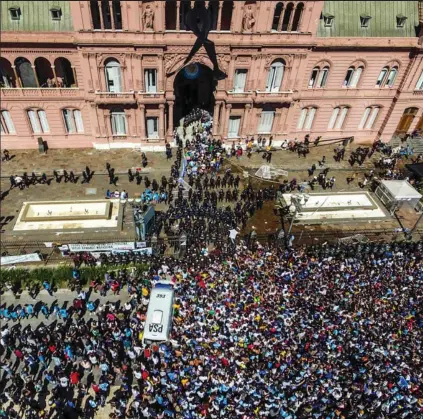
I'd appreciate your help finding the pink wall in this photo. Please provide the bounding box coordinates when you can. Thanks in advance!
[1,1,422,149]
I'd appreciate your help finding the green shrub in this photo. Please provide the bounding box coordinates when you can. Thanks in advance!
[0,263,149,290]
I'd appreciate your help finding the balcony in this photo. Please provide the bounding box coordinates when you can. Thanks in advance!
[1,87,81,98]
[94,91,136,105]
[254,90,293,104]
[300,88,398,100]
[136,91,166,104]
[226,90,253,103]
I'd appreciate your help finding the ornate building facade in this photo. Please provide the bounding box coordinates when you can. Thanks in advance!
[1,0,423,149]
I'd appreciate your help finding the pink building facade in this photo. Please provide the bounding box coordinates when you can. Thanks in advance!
[1,0,423,150]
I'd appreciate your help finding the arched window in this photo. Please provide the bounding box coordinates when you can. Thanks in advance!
[281,3,294,31]
[0,58,16,88]
[90,0,121,30]
[385,67,398,87]
[101,0,112,29]
[34,57,54,88]
[110,108,127,135]
[297,107,317,130]
[180,0,191,30]
[90,1,101,29]
[63,109,84,133]
[221,1,233,31]
[15,57,37,88]
[0,110,16,134]
[266,60,285,92]
[54,57,76,87]
[27,109,50,133]
[328,106,349,130]
[291,3,304,31]
[317,67,329,87]
[309,66,329,88]
[165,0,177,30]
[105,59,122,92]
[359,106,380,129]
[416,71,423,90]
[343,66,363,88]
[208,0,219,30]
[272,2,284,31]
[375,67,389,87]
[309,67,319,88]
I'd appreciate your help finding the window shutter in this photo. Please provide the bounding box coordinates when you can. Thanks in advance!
[38,110,50,133]
[297,108,307,129]
[28,110,41,134]
[317,68,329,88]
[74,110,84,133]
[228,117,241,137]
[350,67,362,88]
[386,68,397,87]
[304,107,316,130]
[265,67,275,92]
[2,111,15,134]
[234,70,247,92]
[335,107,348,129]
[376,69,388,87]
[365,107,379,129]
[63,109,75,133]
[359,107,371,129]
[272,65,284,92]
[328,107,340,129]
[416,71,423,90]
[258,111,274,133]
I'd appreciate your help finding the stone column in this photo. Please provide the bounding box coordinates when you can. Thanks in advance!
[11,66,22,88]
[212,101,221,136]
[159,104,165,139]
[176,1,180,30]
[108,1,115,29]
[71,66,78,87]
[230,2,236,32]
[98,1,104,29]
[277,5,284,31]
[222,104,232,137]
[139,104,146,139]
[51,66,58,87]
[32,65,40,88]
[167,101,174,136]
[287,6,297,32]
[241,103,251,136]
[279,106,288,132]
[217,1,223,30]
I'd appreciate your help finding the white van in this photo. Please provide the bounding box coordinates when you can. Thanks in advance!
[142,281,174,345]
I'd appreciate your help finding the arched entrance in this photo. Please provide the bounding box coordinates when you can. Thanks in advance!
[173,63,216,125]
[395,107,419,135]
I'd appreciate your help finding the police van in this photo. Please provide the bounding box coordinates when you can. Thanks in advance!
[142,281,174,345]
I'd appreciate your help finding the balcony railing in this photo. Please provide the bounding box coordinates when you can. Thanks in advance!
[413,90,423,95]
[254,90,293,103]
[1,88,80,97]
[94,91,136,104]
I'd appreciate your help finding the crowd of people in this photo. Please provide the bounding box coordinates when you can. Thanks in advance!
[1,241,422,418]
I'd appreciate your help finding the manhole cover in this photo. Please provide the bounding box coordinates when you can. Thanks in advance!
[85,188,97,195]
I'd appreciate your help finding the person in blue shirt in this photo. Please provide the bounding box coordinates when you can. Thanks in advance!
[41,304,49,318]
[25,304,35,318]
[42,281,53,296]
[87,301,96,313]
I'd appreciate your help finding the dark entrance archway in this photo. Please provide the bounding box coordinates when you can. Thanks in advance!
[173,63,216,126]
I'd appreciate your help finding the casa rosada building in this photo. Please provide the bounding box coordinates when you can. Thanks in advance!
[1,0,423,149]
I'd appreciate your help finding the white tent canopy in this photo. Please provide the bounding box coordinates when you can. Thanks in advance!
[379,180,421,201]
[376,180,422,214]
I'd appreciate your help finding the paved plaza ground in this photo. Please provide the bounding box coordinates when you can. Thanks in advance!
[0,142,421,249]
